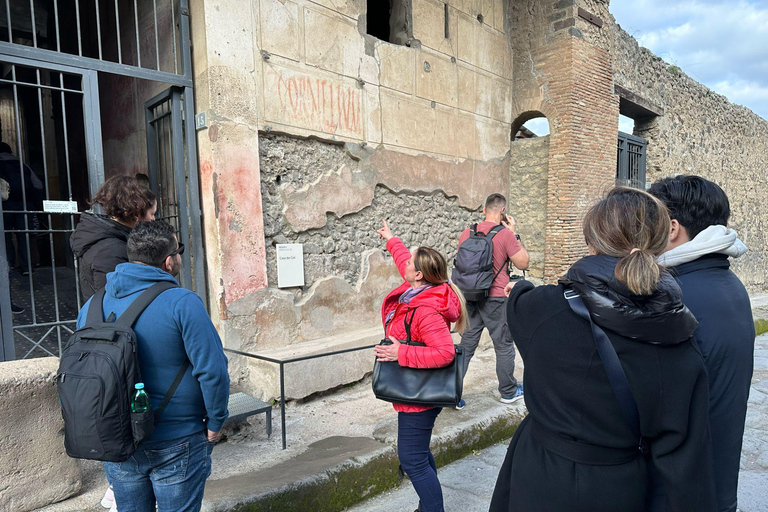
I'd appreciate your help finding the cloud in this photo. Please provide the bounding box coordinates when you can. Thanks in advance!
[610,0,768,120]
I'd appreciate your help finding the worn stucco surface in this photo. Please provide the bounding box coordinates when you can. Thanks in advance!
[0,358,81,512]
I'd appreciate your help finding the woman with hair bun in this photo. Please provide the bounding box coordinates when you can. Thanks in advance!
[374,220,468,512]
[489,187,716,512]
[70,175,157,302]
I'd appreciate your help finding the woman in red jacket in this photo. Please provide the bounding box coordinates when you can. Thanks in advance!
[374,220,468,512]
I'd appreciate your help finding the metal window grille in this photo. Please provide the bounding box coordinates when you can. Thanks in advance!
[0,0,185,80]
[616,131,647,190]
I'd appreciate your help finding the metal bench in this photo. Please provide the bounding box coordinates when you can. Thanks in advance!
[224,392,272,437]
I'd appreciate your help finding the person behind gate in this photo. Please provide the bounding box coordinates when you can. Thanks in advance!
[75,220,229,512]
[453,193,528,409]
[373,220,468,512]
[71,175,157,303]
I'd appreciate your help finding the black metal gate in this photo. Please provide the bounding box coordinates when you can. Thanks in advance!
[145,86,204,292]
[0,0,205,362]
[0,56,103,361]
[616,131,647,190]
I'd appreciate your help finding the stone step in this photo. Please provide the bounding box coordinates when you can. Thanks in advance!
[239,326,385,402]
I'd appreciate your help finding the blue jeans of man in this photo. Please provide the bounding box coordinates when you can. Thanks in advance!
[103,431,214,512]
[398,408,443,512]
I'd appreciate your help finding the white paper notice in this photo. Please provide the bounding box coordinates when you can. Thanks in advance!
[42,200,79,213]
[276,244,305,288]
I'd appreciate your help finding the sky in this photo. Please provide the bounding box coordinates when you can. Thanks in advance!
[524,0,768,136]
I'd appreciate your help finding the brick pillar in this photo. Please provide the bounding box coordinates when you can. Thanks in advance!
[510,0,619,282]
[543,35,618,280]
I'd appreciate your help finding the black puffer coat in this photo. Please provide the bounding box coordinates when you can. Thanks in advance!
[490,255,716,512]
[70,213,132,301]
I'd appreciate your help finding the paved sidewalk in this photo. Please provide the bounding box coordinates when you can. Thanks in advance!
[349,333,768,512]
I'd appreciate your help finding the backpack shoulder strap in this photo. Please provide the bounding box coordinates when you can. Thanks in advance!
[85,288,107,325]
[153,360,191,424]
[486,223,505,240]
[469,224,478,236]
[116,281,179,328]
[565,289,648,456]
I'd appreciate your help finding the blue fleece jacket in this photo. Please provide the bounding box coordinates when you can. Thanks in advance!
[76,263,230,442]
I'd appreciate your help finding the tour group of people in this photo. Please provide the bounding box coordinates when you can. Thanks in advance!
[374,177,753,512]
[65,171,753,512]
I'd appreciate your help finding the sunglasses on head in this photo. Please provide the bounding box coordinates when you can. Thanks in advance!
[167,242,185,258]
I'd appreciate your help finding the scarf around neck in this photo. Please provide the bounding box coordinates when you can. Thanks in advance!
[384,284,433,327]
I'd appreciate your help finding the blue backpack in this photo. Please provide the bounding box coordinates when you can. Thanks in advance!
[451,224,507,301]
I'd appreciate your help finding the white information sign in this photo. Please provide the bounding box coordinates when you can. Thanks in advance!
[42,200,79,213]
[276,244,305,288]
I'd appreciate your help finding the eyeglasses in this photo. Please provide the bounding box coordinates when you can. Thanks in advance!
[167,242,185,258]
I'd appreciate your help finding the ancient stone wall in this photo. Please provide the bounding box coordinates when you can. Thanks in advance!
[259,134,480,292]
[509,136,549,279]
[612,27,768,291]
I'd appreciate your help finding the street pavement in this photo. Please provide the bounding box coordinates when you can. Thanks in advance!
[348,333,768,512]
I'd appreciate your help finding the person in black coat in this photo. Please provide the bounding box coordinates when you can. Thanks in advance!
[70,175,156,301]
[489,187,716,512]
[650,176,754,512]
[0,142,44,275]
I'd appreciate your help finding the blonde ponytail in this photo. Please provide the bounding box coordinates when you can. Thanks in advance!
[449,282,469,334]
[583,187,671,296]
[615,250,661,295]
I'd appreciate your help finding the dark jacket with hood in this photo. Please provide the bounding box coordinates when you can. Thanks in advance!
[672,253,754,512]
[70,213,132,301]
[490,255,716,512]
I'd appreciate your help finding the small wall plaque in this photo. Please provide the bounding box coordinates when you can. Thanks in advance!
[42,200,79,213]
[195,112,207,130]
[276,244,305,288]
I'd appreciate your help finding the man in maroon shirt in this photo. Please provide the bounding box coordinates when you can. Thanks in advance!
[456,194,529,409]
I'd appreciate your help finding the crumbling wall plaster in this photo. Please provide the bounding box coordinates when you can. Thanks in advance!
[259,134,489,291]
[612,27,768,291]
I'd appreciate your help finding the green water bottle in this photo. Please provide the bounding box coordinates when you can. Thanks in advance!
[131,383,151,413]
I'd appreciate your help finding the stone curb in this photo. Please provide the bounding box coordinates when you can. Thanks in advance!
[202,396,525,512]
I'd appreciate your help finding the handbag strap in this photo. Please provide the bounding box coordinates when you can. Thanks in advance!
[564,289,649,456]
[403,307,419,345]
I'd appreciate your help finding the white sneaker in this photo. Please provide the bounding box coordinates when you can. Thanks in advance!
[101,486,114,509]
[109,501,118,512]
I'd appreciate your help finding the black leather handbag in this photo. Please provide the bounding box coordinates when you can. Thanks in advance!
[372,307,465,408]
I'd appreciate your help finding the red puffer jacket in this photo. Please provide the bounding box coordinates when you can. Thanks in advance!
[381,237,459,413]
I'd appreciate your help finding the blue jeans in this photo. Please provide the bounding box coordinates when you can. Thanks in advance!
[398,408,443,512]
[104,431,214,512]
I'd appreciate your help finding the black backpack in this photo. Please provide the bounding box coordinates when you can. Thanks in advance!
[451,224,507,302]
[56,281,187,462]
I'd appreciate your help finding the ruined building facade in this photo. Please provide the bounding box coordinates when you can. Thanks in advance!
[0,0,766,395]
[189,0,767,398]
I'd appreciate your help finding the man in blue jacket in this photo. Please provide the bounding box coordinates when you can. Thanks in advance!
[77,220,229,512]
[650,176,754,512]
